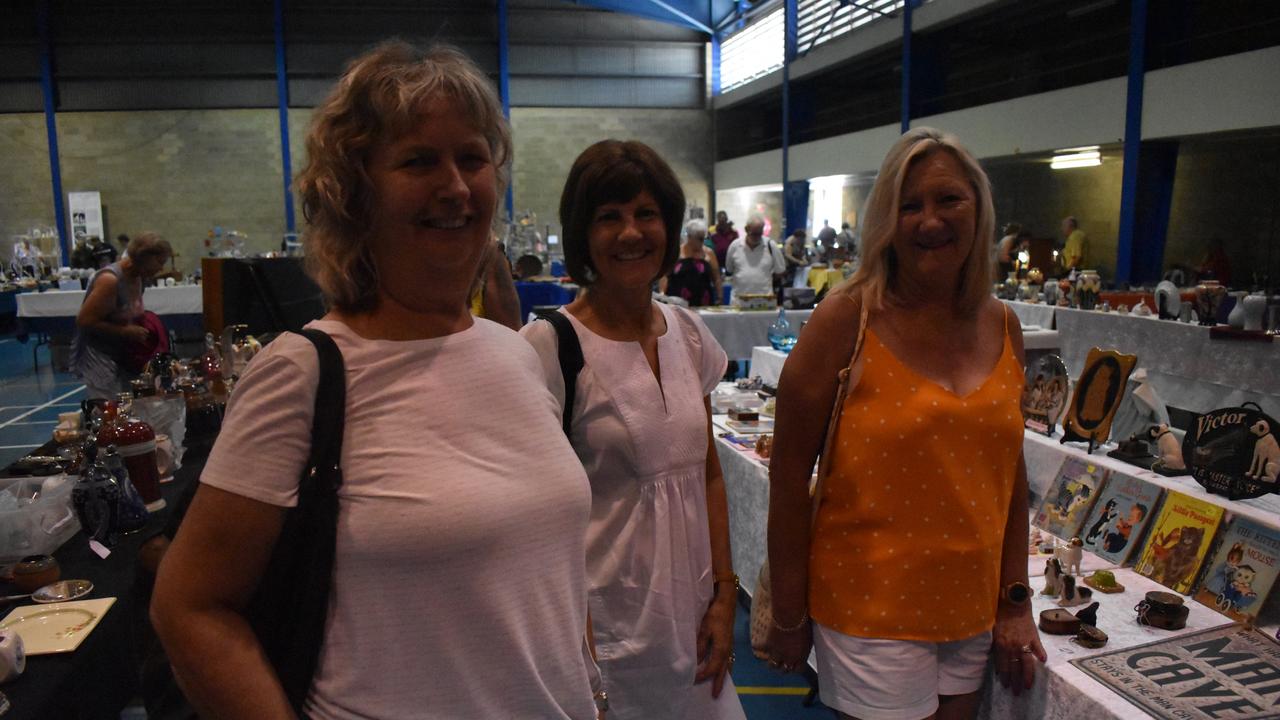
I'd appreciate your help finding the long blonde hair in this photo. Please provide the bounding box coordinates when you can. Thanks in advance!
[835,127,994,316]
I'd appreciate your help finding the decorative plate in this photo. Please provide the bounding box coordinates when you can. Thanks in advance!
[0,597,115,655]
[1021,354,1069,436]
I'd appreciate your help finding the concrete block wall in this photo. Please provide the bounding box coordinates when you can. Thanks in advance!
[509,107,713,235]
[2,106,712,272]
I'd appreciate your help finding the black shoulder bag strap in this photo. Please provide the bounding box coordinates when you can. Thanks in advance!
[533,309,583,436]
[246,328,346,714]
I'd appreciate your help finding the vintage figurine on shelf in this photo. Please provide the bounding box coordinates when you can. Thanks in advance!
[1150,423,1186,475]
[1055,537,1084,577]
[1057,574,1093,608]
[1247,419,1280,483]
[754,434,774,459]
[1042,557,1064,597]
[1184,403,1280,499]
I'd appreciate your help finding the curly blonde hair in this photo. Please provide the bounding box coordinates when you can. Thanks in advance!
[835,127,994,316]
[296,40,512,312]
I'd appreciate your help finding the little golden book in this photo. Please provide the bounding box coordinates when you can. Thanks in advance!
[1134,491,1224,594]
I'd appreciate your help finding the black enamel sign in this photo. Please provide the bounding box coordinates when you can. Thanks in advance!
[1182,403,1280,500]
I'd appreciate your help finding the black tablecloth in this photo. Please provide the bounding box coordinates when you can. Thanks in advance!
[0,452,203,720]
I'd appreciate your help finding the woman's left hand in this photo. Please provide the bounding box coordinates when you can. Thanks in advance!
[992,610,1047,696]
[695,593,737,697]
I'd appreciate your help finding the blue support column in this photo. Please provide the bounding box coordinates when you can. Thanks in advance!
[498,0,514,220]
[781,0,796,191]
[1115,0,1148,285]
[900,0,914,134]
[274,0,296,234]
[37,0,69,260]
[710,32,721,96]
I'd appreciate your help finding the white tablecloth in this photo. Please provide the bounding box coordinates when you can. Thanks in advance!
[748,346,787,386]
[1003,299,1058,329]
[16,284,202,317]
[697,308,813,360]
[1052,306,1280,413]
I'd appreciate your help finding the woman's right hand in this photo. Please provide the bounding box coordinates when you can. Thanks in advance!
[122,324,151,345]
[766,621,812,674]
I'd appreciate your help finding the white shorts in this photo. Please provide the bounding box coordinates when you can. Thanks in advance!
[813,623,992,720]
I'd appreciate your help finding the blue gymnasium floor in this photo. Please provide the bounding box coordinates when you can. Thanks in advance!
[0,332,831,719]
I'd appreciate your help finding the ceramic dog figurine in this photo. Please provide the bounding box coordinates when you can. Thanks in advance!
[1055,537,1084,577]
[1152,423,1185,472]
[1042,557,1064,597]
[1057,574,1094,608]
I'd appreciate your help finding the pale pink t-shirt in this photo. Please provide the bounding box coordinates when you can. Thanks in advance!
[201,318,597,720]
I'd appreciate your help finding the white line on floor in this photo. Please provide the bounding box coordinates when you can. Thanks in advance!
[0,403,81,411]
[4,420,58,426]
[0,444,41,450]
[0,386,85,430]
[0,339,15,345]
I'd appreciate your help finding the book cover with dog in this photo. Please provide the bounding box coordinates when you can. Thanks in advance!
[1033,457,1108,540]
[1134,491,1224,594]
[1193,517,1280,623]
[1076,471,1163,566]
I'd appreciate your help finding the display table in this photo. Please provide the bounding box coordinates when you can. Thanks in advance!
[698,308,813,360]
[1052,306,1280,413]
[17,285,202,318]
[1002,300,1058,330]
[715,411,1280,719]
[0,450,202,720]
[748,346,787,386]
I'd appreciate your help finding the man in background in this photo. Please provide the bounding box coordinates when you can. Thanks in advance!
[725,216,784,302]
[1061,216,1088,271]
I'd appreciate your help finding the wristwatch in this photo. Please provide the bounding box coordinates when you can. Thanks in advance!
[1001,581,1032,607]
[593,690,609,713]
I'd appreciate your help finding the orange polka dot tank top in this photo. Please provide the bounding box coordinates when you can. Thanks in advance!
[809,313,1024,642]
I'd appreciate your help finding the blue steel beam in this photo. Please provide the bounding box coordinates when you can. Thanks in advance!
[572,0,729,34]
[274,0,296,234]
[499,0,514,219]
[1115,0,1147,284]
[900,0,914,133]
[37,0,69,261]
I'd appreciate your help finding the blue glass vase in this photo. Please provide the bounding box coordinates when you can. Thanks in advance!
[768,307,798,352]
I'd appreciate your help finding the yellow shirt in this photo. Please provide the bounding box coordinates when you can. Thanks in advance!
[809,320,1024,642]
[1064,229,1087,268]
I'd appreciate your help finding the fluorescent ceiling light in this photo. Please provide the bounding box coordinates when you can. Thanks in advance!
[1056,145,1100,153]
[1051,157,1101,170]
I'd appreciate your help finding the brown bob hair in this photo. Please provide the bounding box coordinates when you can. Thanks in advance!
[558,140,685,287]
[296,40,512,312]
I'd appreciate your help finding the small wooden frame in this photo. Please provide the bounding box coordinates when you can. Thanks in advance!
[1060,348,1138,453]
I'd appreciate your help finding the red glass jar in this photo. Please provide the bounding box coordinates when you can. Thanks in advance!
[97,411,165,511]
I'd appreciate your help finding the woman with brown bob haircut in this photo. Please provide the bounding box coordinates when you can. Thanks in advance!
[521,140,746,719]
[153,41,600,719]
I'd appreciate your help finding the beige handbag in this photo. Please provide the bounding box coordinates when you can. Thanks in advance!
[750,297,870,658]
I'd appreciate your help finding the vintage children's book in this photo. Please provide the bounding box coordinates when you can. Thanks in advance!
[1033,457,1108,540]
[1134,491,1224,594]
[1076,471,1163,565]
[1194,517,1280,623]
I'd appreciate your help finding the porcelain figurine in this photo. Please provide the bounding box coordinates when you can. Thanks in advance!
[1042,557,1064,597]
[1055,537,1084,577]
[1247,419,1279,483]
[1057,574,1094,608]
[1116,304,1129,315]
[1133,303,1153,317]
[1243,293,1267,332]
[72,451,122,546]
[1151,423,1186,472]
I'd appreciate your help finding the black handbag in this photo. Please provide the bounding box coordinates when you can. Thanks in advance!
[146,328,345,718]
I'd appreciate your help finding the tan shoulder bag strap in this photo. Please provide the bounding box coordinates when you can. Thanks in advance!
[810,294,871,527]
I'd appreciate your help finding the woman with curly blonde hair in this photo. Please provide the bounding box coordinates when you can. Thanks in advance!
[153,41,600,719]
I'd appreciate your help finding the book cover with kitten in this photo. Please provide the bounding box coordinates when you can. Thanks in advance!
[1194,517,1280,623]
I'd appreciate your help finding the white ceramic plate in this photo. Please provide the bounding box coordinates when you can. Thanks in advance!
[0,597,115,654]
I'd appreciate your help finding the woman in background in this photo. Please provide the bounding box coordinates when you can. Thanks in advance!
[660,218,723,306]
[764,127,1044,720]
[72,232,172,398]
[523,139,744,720]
